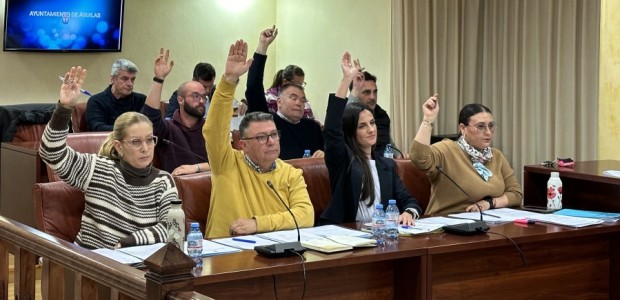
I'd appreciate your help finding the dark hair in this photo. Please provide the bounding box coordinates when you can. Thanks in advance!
[343,102,376,207]
[457,103,492,137]
[269,65,305,89]
[349,71,377,91]
[239,112,274,138]
[192,62,216,82]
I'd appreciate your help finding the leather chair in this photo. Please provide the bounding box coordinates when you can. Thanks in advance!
[286,157,331,224]
[33,181,85,242]
[173,172,212,234]
[71,102,88,133]
[394,159,431,212]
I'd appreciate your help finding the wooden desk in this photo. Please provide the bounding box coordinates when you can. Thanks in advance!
[424,222,619,299]
[523,160,620,211]
[188,222,620,300]
[192,237,427,299]
[0,141,46,227]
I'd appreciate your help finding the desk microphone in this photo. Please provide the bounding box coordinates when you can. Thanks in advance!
[254,180,306,258]
[435,166,489,235]
[390,145,405,158]
[161,138,208,163]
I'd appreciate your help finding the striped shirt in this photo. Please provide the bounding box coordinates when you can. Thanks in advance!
[40,105,177,249]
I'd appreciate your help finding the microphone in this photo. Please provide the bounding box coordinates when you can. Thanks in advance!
[435,166,489,235]
[161,138,208,163]
[254,180,306,258]
[390,145,405,158]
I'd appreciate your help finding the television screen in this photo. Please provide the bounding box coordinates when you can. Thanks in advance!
[3,0,125,52]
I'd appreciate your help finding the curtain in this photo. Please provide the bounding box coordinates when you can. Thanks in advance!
[391,0,600,182]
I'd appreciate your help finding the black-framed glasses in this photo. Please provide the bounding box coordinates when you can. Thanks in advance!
[121,136,158,149]
[469,122,497,133]
[241,130,281,144]
[184,92,209,102]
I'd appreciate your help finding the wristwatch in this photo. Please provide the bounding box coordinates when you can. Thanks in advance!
[484,196,495,209]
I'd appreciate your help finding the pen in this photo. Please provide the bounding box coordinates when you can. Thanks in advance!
[58,76,92,96]
[232,237,256,244]
[482,212,501,218]
[514,219,536,225]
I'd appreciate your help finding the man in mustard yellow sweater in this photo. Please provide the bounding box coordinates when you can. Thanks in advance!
[203,39,314,238]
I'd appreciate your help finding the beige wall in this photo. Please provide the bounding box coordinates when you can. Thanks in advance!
[0,0,391,124]
[275,0,392,123]
[599,0,620,159]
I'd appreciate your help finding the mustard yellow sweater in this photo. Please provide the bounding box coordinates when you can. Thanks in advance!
[203,77,314,238]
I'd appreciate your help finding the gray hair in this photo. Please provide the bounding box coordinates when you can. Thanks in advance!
[110,59,139,76]
[239,112,274,138]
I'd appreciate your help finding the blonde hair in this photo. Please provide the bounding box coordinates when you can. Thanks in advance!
[99,112,153,159]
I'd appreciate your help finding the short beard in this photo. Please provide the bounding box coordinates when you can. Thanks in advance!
[183,101,205,119]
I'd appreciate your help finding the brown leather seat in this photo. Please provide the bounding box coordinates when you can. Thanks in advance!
[394,159,431,212]
[286,157,331,224]
[71,102,88,133]
[174,172,212,234]
[33,181,85,242]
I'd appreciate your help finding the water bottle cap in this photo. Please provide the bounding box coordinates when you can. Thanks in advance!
[190,222,199,228]
[388,199,396,205]
[550,172,560,177]
[375,203,383,209]
[304,149,310,153]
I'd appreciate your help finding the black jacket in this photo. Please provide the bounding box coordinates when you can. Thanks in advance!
[319,94,422,225]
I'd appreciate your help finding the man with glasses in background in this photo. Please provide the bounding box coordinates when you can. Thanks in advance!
[140,48,210,175]
[86,58,147,131]
[245,26,324,160]
[203,39,314,238]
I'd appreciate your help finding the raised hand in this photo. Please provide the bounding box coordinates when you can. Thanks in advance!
[340,52,360,81]
[422,94,440,123]
[154,48,174,79]
[257,25,278,54]
[59,66,87,108]
[224,39,253,83]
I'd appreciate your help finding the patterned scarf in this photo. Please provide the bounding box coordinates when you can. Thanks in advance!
[457,135,493,181]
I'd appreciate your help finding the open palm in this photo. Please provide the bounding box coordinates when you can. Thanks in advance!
[59,66,87,107]
[224,40,253,83]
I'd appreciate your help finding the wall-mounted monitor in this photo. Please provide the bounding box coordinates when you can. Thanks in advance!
[3,0,125,52]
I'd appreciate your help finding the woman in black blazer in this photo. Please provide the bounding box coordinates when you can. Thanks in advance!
[319,52,422,225]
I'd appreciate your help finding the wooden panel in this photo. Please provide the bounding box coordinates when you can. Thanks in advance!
[0,242,7,300]
[429,234,611,300]
[16,248,36,300]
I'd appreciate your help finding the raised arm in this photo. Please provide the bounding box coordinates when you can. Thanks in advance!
[145,48,174,110]
[246,26,277,113]
[413,94,439,145]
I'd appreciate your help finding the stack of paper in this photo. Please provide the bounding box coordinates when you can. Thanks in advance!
[554,209,620,221]
[603,170,620,178]
[301,236,376,253]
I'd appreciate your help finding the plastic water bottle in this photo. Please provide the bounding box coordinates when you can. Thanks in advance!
[186,222,203,273]
[372,203,386,245]
[385,200,400,241]
[547,172,563,210]
[384,144,394,158]
[166,199,185,250]
[302,149,311,158]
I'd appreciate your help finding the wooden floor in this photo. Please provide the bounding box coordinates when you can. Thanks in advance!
[8,254,43,299]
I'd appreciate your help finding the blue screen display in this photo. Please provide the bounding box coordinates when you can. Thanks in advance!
[3,0,124,52]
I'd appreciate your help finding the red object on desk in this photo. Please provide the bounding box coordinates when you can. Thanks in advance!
[514,219,536,225]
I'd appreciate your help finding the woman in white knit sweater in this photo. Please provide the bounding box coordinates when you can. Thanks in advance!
[40,65,177,249]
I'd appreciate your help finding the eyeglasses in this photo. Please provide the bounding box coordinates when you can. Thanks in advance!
[298,82,307,87]
[185,92,209,102]
[469,122,497,133]
[121,136,158,149]
[241,131,281,144]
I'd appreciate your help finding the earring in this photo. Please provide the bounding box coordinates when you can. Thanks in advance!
[119,152,124,158]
